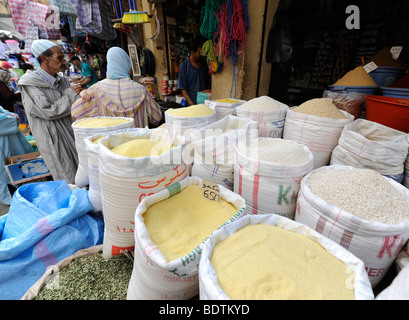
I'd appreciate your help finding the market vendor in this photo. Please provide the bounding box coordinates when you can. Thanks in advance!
[69,56,99,88]
[177,38,211,106]
[18,40,82,184]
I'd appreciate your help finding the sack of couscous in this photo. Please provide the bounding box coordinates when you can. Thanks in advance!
[72,117,135,187]
[127,176,246,300]
[199,214,374,300]
[98,128,188,260]
[295,165,409,287]
[84,128,137,213]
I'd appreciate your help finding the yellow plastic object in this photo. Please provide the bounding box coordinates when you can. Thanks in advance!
[122,11,150,24]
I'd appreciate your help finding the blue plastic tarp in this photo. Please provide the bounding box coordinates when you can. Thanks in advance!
[0,180,104,300]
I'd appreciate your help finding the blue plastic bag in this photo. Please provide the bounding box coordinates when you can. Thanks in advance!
[0,180,104,300]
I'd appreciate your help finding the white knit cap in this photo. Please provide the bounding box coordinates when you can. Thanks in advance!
[31,40,58,58]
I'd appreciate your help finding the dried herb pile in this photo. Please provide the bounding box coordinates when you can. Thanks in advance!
[35,252,133,300]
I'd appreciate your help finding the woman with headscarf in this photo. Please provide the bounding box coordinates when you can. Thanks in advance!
[71,47,162,128]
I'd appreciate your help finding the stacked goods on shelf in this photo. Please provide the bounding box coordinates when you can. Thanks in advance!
[234,138,313,219]
[127,176,246,300]
[283,98,354,169]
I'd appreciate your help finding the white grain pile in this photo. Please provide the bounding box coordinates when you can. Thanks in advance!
[308,168,409,224]
[293,98,347,119]
[241,139,311,165]
[237,96,287,112]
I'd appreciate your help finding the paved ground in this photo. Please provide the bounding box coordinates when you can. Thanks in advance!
[0,203,9,216]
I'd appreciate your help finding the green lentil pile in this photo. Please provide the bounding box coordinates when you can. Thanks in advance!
[35,252,133,300]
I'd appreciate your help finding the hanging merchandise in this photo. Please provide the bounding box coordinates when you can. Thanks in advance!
[113,0,133,34]
[8,0,49,40]
[122,0,150,24]
[71,0,116,40]
[214,0,249,97]
[48,0,77,16]
[140,48,156,76]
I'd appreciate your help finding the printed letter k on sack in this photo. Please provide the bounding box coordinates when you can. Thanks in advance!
[377,235,404,260]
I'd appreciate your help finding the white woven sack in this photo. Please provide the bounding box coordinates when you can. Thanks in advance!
[191,162,234,190]
[234,138,313,219]
[235,97,289,138]
[395,241,409,272]
[208,99,246,120]
[72,117,135,187]
[404,154,409,189]
[84,128,138,213]
[127,176,246,300]
[294,165,409,287]
[98,128,188,260]
[283,108,354,169]
[330,119,409,177]
[190,115,257,190]
[199,213,374,300]
[165,108,216,167]
[376,264,409,300]
[190,115,258,166]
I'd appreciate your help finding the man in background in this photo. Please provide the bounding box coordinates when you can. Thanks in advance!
[177,38,210,106]
[69,56,99,88]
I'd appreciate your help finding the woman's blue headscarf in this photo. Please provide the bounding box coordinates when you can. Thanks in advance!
[106,47,132,80]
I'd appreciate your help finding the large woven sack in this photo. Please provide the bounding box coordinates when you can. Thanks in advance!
[98,128,187,260]
[72,117,135,187]
[331,119,409,182]
[234,138,313,219]
[199,214,374,300]
[295,165,409,287]
[283,108,354,169]
[127,176,246,300]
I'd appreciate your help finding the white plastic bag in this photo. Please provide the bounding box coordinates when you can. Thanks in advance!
[126,176,246,300]
[283,108,354,169]
[234,138,313,219]
[295,165,409,287]
[199,214,374,300]
[331,119,409,181]
[72,117,135,187]
[376,264,409,300]
[98,128,188,260]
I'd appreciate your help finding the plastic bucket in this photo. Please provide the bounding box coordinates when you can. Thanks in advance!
[369,67,406,87]
[381,87,409,99]
[365,95,409,133]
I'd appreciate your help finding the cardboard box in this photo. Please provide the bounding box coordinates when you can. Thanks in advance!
[4,152,51,185]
